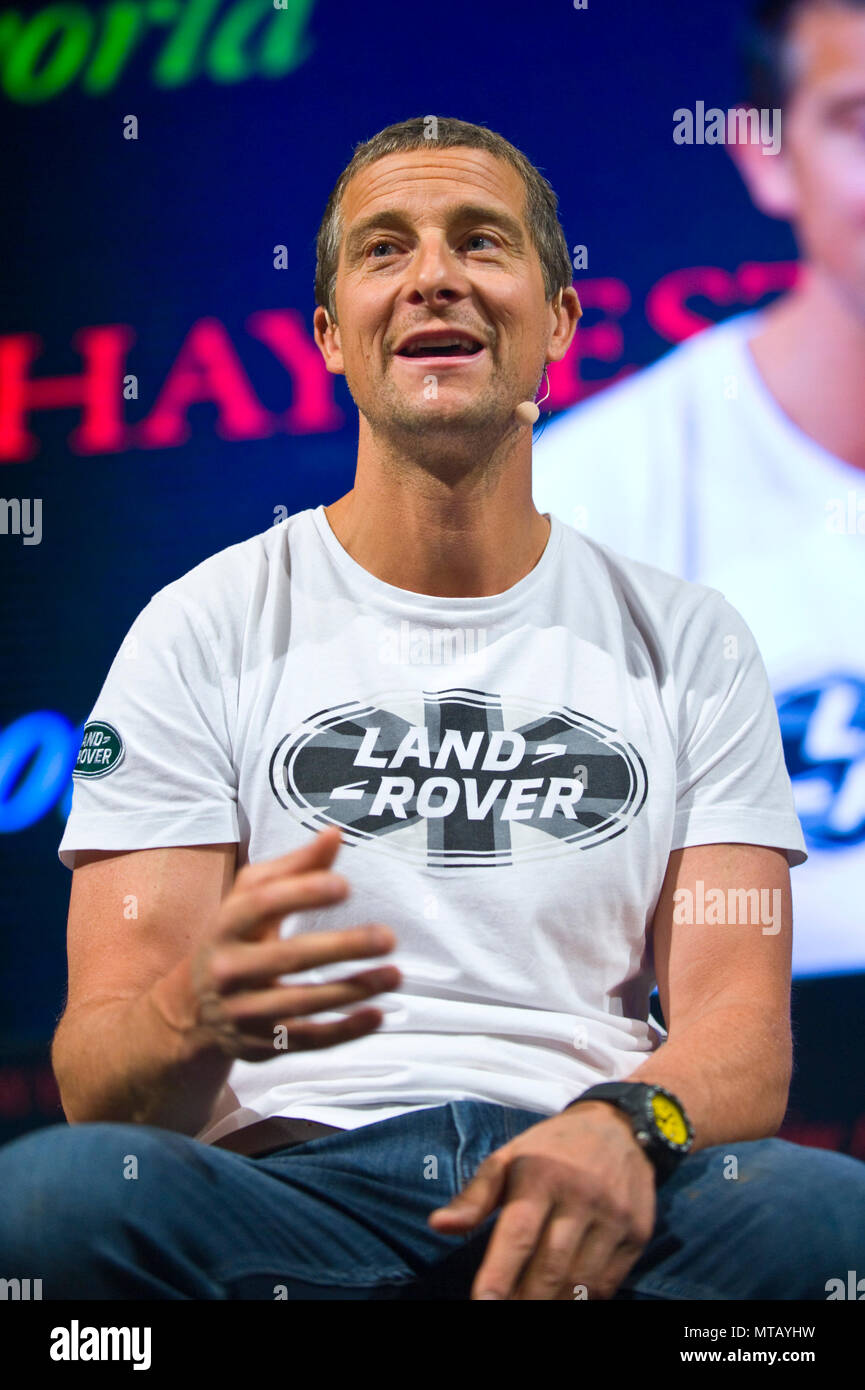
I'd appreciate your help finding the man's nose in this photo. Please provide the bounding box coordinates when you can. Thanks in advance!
[404,237,472,303]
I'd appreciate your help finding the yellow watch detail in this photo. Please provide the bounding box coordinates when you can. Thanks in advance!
[651,1093,689,1145]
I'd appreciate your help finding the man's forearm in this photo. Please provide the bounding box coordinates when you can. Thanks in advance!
[51,958,233,1137]
[619,1002,793,1151]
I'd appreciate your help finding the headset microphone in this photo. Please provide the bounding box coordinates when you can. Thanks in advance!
[514,399,541,425]
[515,363,551,426]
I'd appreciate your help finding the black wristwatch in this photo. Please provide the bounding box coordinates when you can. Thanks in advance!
[564,1082,694,1185]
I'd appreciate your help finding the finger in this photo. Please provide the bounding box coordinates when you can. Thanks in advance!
[225,1006,386,1062]
[586,1237,649,1301]
[568,1218,633,1300]
[218,869,353,941]
[231,922,399,977]
[233,826,345,890]
[213,966,401,1028]
[428,1151,508,1230]
[209,939,402,993]
[469,1193,551,1301]
[269,922,398,974]
[224,828,348,936]
[512,1208,588,1301]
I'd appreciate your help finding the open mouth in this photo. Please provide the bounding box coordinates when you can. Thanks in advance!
[395,336,485,359]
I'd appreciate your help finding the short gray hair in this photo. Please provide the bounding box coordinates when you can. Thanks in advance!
[314,115,573,322]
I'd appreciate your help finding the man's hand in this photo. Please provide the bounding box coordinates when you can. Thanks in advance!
[427,1101,657,1300]
[156,826,402,1064]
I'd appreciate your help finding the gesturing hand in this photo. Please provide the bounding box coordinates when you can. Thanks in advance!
[427,1101,657,1300]
[174,826,401,1063]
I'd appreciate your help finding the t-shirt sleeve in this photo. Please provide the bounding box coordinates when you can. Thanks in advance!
[671,588,807,868]
[57,586,239,870]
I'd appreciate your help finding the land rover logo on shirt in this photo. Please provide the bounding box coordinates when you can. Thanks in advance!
[269,690,648,868]
[73,720,125,778]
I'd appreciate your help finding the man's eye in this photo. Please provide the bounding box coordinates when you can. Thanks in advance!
[367,234,498,258]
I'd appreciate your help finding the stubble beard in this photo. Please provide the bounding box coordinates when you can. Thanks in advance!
[353,357,526,474]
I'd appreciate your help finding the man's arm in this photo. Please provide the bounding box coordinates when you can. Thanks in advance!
[429,839,795,1299]
[52,843,241,1136]
[615,840,794,1149]
[52,828,401,1138]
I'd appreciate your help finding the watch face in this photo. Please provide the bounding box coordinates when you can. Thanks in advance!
[650,1092,690,1146]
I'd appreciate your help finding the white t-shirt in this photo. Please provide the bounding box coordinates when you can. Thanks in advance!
[532,308,863,977]
[58,503,806,1140]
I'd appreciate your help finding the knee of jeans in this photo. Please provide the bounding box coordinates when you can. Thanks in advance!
[0,1122,185,1259]
[735,1138,865,1256]
[739,1137,865,1196]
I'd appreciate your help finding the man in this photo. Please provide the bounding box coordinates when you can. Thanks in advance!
[1,115,863,1302]
[533,0,865,979]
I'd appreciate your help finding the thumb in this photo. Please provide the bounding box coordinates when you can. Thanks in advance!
[428,1156,507,1229]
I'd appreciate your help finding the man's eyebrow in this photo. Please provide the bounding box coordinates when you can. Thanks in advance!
[343,203,526,261]
[344,211,412,261]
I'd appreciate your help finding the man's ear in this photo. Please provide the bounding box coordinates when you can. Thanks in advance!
[547,285,581,365]
[725,104,798,221]
[313,305,344,376]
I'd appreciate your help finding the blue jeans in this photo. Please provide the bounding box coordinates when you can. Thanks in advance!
[0,1100,863,1299]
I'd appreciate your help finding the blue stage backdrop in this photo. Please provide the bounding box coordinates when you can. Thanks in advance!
[1,0,862,1153]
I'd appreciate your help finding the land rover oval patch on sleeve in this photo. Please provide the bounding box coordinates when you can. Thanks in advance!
[73,720,125,778]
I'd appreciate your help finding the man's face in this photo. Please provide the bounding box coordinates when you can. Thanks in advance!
[776,3,865,304]
[317,147,558,444]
